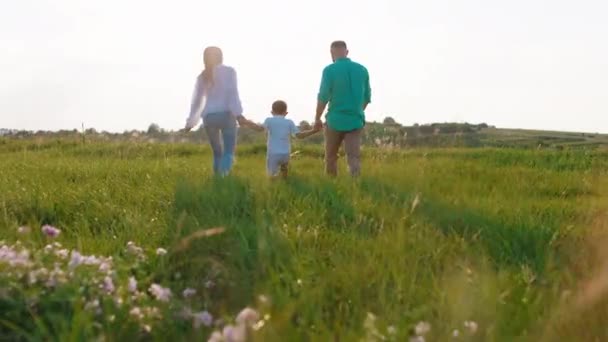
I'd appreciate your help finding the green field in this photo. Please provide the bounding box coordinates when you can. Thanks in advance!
[1,140,607,341]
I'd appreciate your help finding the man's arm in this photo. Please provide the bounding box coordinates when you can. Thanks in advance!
[315,100,327,129]
[315,67,332,129]
[363,67,371,110]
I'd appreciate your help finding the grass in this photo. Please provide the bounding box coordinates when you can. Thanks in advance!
[1,140,607,341]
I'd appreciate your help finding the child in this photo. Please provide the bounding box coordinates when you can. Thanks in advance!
[242,100,320,177]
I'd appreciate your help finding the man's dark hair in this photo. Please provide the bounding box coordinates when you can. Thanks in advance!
[330,40,347,49]
[272,100,288,114]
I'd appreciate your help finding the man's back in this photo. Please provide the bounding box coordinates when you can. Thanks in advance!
[318,58,371,132]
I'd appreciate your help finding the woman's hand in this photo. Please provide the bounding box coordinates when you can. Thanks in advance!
[236,115,248,126]
[184,122,194,132]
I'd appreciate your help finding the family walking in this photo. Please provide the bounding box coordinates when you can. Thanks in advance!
[185,41,371,178]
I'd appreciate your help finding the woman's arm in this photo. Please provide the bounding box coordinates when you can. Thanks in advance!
[185,76,205,131]
[227,68,243,118]
[240,119,265,132]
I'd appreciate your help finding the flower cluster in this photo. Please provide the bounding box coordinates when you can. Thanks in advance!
[0,225,252,340]
[207,307,266,342]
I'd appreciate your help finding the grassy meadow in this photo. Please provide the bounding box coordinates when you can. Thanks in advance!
[1,138,608,341]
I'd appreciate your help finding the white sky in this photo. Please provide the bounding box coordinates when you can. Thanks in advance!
[1,0,607,133]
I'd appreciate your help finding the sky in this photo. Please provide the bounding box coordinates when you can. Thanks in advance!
[1,0,607,133]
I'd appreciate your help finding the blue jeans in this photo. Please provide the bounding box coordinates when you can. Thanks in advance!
[203,113,237,175]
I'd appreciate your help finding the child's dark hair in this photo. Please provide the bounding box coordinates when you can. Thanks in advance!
[272,100,288,114]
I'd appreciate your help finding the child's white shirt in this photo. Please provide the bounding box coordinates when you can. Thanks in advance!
[263,115,299,155]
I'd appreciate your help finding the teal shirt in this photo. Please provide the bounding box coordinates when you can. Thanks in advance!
[318,58,371,132]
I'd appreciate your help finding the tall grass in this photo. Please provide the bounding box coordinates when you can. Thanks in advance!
[0,141,606,341]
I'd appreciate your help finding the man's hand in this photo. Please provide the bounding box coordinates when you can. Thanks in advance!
[314,119,324,131]
[315,100,327,131]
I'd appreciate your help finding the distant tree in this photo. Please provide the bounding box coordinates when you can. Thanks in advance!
[419,125,435,135]
[147,123,161,134]
[383,117,397,125]
[85,128,97,135]
[299,120,312,130]
[478,123,489,129]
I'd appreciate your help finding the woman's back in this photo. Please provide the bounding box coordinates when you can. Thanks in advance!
[187,64,242,128]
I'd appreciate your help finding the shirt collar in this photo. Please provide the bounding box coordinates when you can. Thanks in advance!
[334,57,351,62]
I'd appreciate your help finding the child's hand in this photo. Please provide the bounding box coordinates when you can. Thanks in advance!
[314,119,324,131]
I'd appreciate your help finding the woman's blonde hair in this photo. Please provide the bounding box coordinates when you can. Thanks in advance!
[201,46,223,86]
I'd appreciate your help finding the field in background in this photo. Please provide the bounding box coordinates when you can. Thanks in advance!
[1,139,608,341]
[3,123,608,150]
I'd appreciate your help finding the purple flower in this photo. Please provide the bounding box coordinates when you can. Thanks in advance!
[41,225,61,238]
[182,288,197,299]
[99,261,112,273]
[69,250,83,269]
[223,324,246,342]
[192,310,213,329]
[128,276,138,293]
[103,276,115,294]
[236,307,260,326]
[149,284,172,302]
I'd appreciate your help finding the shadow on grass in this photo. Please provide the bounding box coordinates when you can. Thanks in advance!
[166,175,292,313]
[358,177,559,273]
[283,176,358,232]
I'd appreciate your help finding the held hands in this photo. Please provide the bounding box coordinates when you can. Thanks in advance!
[314,118,324,131]
[237,116,264,132]
[236,115,246,126]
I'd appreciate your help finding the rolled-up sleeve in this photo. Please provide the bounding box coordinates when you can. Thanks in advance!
[364,67,371,104]
[317,67,332,103]
[227,67,243,117]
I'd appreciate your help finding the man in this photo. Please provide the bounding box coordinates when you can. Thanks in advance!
[315,40,371,177]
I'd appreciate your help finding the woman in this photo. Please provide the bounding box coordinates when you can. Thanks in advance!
[185,46,249,176]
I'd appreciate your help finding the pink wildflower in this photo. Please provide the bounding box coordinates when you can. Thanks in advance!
[192,311,213,329]
[236,307,260,326]
[103,276,115,293]
[41,225,61,238]
[224,324,247,342]
[149,284,172,302]
[182,288,197,298]
[128,276,138,293]
[99,261,112,273]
